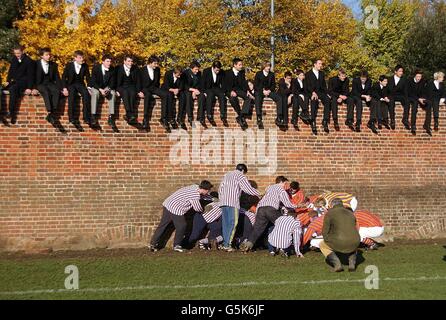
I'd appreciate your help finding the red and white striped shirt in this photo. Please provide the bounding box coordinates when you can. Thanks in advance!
[268,215,302,255]
[162,184,203,216]
[258,184,297,210]
[202,202,223,223]
[355,210,383,228]
[218,170,260,209]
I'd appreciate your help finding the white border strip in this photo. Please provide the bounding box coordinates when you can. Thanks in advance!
[1,276,445,296]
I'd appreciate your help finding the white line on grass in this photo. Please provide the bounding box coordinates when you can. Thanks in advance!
[1,275,446,296]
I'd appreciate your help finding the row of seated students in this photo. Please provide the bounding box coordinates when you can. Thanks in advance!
[1,46,444,136]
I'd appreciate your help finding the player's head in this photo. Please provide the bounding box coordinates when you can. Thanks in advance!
[236,163,248,174]
[198,180,213,195]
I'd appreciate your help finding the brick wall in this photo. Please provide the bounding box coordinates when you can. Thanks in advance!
[0,94,445,252]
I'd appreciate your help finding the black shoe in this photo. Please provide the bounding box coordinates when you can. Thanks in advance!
[179,121,187,130]
[326,252,344,272]
[5,112,11,119]
[367,123,378,134]
[323,122,329,133]
[108,116,119,132]
[142,119,149,131]
[355,123,361,132]
[311,122,318,135]
[170,120,178,130]
[71,120,83,132]
[10,116,17,124]
[378,123,382,130]
[188,119,194,128]
[161,120,171,133]
[300,113,311,125]
[257,118,264,130]
[221,118,229,127]
[402,120,410,130]
[334,121,340,131]
[236,116,245,129]
[241,116,248,129]
[90,116,98,126]
[199,119,207,128]
[383,121,390,130]
[46,113,55,125]
[390,120,396,130]
[208,117,217,127]
[423,125,432,136]
[411,127,416,136]
[346,120,354,131]
[434,121,439,131]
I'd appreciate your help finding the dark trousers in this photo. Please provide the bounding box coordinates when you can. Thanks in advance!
[409,98,431,128]
[205,88,227,120]
[188,214,222,244]
[68,83,91,122]
[37,83,60,114]
[248,206,281,245]
[376,100,390,124]
[178,91,205,122]
[291,94,310,123]
[310,93,330,123]
[252,92,281,121]
[7,81,28,116]
[367,99,379,124]
[117,85,138,119]
[143,87,168,121]
[351,96,368,125]
[150,207,187,247]
[327,97,353,123]
[389,95,409,123]
[227,90,251,116]
[426,99,440,127]
[240,215,253,243]
[166,91,184,123]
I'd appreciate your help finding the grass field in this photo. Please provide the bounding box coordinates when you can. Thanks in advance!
[0,240,445,300]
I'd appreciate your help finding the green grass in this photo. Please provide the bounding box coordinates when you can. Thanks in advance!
[0,241,445,300]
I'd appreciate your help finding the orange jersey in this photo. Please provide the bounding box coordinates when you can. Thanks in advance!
[290,189,306,205]
[297,212,312,228]
[355,210,383,228]
[302,215,325,247]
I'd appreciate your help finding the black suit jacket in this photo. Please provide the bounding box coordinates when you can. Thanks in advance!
[183,69,202,91]
[88,64,116,90]
[115,65,140,89]
[424,80,445,101]
[278,78,293,96]
[305,69,327,96]
[371,82,389,100]
[161,70,184,91]
[224,69,248,94]
[292,78,307,96]
[387,76,408,97]
[7,54,35,88]
[328,76,350,98]
[62,62,90,87]
[254,71,276,92]
[201,67,224,91]
[407,78,426,100]
[139,66,161,91]
[351,77,372,98]
[34,60,62,89]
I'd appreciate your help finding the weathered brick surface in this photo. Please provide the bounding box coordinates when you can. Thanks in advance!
[0,94,445,251]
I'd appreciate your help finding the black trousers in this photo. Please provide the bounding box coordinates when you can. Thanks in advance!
[252,92,281,121]
[227,90,251,116]
[166,91,185,123]
[366,99,378,125]
[205,88,227,120]
[178,91,205,122]
[351,96,368,125]
[291,94,310,123]
[425,99,440,127]
[117,85,138,119]
[374,100,390,124]
[247,206,281,245]
[7,81,28,116]
[142,87,168,121]
[408,98,431,128]
[310,93,330,123]
[326,97,353,123]
[150,207,187,247]
[389,95,409,123]
[36,83,60,114]
[68,83,91,122]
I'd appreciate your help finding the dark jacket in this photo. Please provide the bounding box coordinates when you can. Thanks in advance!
[328,76,350,99]
[201,67,224,91]
[407,78,426,100]
[7,54,35,88]
[224,69,248,94]
[322,204,360,253]
[161,70,184,91]
[292,78,307,96]
[278,78,293,96]
[34,60,62,89]
[139,66,161,92]
[387,75,408,98]
[371,82,389,101]
[115,64,140,89]
[424,80,445,101]
[88,64,116,90]
[183,68,202,92]
[351,77,372,98]
[305,69,327,96]
[254,71,276,92]
[61,62,90,87]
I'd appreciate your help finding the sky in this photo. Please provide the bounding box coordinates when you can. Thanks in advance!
[342,0,363,19]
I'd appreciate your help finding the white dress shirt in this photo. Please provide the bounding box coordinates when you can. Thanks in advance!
[41,60,49,74]
[147,66,154,80]
[74,62,82,75]
[233,68,239,77]
[212,69,217,83]
[312,68,319,80]
[263,70,269,77]
[394,75,400,86]
[124,65,131,77]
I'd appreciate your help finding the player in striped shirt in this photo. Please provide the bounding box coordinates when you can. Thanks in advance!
[355,210,384,250]
[219,164,260,251]
[268,211,303,258]
[318,191,358,211]
[148,180,213,253]
[302,214,326,250]
[240,176,297,252]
